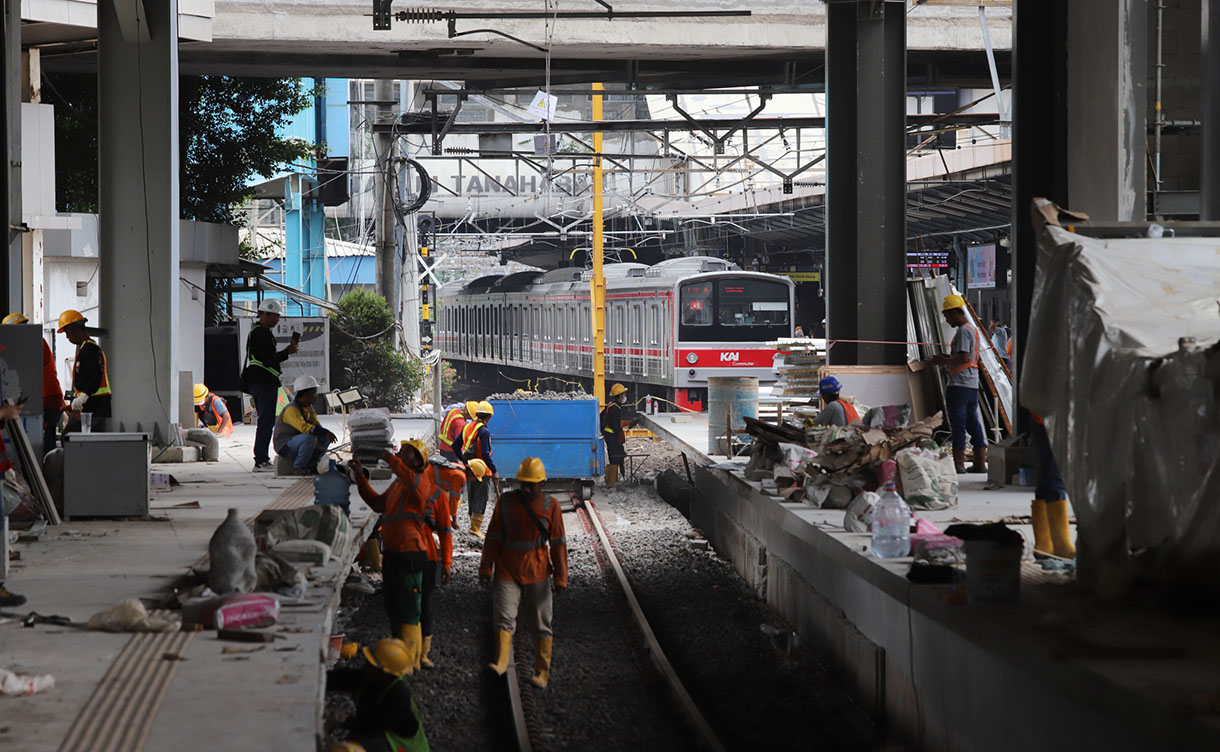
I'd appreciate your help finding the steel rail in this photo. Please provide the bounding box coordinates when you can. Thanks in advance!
[577,497,729,752]
[501,640,535,752]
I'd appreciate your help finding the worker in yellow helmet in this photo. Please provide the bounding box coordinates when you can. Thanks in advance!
[326,637,430,751]
[437,402,474,462]
[193,383,234,437]
[480,457,568,689]
[927,294,987,474]
[57,309,111,433]
[3,312,67,451]
[452,400,497,538]
[600,384,629,488]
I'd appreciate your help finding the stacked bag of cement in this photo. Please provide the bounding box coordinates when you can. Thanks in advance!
[349,408,394,463]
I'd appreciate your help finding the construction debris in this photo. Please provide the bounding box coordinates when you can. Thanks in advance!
[86,599,181,633]
[484,390,592,400]
[0,668,55,696]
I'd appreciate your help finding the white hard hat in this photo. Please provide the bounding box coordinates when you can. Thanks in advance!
[293,374,320,392]
[257,299,283,315]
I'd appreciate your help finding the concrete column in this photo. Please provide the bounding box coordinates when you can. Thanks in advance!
[825,0,907,366]
[1066,0,1148,221]
[21,49,43,323]
[3,0,21,312]
[98,0,180,444]
[1011,0,1068,427]
[1204,0,1220,219]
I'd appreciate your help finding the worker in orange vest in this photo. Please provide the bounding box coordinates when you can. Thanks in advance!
[480,457,568,689]
[193,383,234,437]
[437,402,474,463]
[57,309,111,434]
[3,312,67,451]
[349,440,437,673]
[453,401,497,538]
[928,294,987,474]
[814,376,860,426]
[414,452,476,669]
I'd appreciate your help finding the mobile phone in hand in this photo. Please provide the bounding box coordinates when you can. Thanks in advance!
[291,331,301,343]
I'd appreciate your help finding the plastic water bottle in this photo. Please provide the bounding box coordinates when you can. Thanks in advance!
[871,460,911,559]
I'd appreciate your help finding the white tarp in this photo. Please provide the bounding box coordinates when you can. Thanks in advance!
[1022,224,1220,594]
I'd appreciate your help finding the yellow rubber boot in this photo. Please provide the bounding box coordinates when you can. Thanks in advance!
[1046,499,1077,559]
[530,636,553,689]
[361,538,382,571]
[489,628,512,676]
[469,513,485,540]
[339,641,361,660]
[397,624,421,674]
[420,635,434,669]
[605,465,618,489]
[1030,500,1053,558]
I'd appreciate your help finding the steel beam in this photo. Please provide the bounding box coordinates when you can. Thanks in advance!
[826,0,907,365]
[1204,0,1220,219]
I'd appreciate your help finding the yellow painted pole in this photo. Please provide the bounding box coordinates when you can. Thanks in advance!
[592,82,606,407]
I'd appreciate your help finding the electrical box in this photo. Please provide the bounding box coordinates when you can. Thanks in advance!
[62,433,150,518]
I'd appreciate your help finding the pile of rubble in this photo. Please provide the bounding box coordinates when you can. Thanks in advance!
[485,390,593,401]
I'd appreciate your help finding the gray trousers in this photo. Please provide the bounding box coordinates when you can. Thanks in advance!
[492,578,553,638]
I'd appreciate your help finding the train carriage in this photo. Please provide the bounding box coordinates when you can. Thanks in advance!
[436,256,794,410]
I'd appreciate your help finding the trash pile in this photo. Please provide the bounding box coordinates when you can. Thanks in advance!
[484,390,594,400]
[742,408,958,513]
[348,408,394,463]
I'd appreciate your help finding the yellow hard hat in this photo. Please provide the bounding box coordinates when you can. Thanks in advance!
[515,457,546,483]
[467,458,489,480]
[362,638,413,676]
[464,400,480,417]
[193,383,209,406]
[2,312,28,325]
[477,400,494,416]
[609,383,627,397]
[328,742,367,752]
[399,438,430,464]
[942,294,967,312]
[57,309,86,333]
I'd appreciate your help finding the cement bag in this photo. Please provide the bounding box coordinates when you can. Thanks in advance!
[777,442,818,476]
[897,447,958,510]
[208,507,259,594]
[265,504,350,551]
[844,492,880,533]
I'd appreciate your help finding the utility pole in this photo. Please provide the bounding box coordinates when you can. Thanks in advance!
[373,79,400,314]
[591,83,606,407]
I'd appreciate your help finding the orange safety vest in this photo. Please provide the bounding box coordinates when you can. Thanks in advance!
[72,337,111,397]
[459,420,485,456]
[425,463,466,569]
[949,323,980,377]
[832,398,861,424]
[380,461,437,555]
[440,407,465,445]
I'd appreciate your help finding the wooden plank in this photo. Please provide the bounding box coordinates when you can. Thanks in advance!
[5,418,60,524]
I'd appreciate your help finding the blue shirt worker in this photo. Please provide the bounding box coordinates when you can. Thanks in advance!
[273,375,336,475]
[928,294,987,474]
[452,400,497,538]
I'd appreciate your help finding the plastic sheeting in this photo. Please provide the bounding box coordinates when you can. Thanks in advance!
[1022,224,1220,593]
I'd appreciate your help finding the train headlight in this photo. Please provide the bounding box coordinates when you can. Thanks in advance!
[685,352,698,365]
[688,369,696,377]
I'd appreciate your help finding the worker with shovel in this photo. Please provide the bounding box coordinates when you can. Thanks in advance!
[480,457,568,689]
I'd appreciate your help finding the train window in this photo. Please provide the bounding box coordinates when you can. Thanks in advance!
[650,306,659,345]
[718,279,789,327]
[632,306,642,344]
[614,306,625,344]
[680,282,714,326]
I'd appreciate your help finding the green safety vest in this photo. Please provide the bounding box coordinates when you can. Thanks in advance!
[246,325,281,378]
[368,676,429,752]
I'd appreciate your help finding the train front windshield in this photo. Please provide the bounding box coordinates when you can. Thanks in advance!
[679,278,791,342]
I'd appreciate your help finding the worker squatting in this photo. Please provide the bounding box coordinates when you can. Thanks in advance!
[328,435,567,752]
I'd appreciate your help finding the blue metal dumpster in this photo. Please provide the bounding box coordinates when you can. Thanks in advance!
[487,399,604,496]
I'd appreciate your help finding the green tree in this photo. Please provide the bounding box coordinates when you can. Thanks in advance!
[330,291,425,412]
[46,74,314,223]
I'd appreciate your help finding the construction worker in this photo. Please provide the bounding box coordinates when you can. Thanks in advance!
[415,452,476,669]
[600,384,628,488]
[437,401,474,463]
[1029,413,1075,560]
[272,375,336,475]
[57,310,111,434]
[814,376,860,426]
[326,637,430,751]
[349,441,437,673]
[193,383,234,437]
[3,312,67,452]
[480,457,568,689]
[928,294,987,474]
[453,400,497,538]
[241,299,298,471]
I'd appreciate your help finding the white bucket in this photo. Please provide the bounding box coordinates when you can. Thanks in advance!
[963,540,1022,604]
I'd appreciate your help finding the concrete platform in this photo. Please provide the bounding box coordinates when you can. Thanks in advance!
[0,416,431,752]
[640,412,1220,752]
